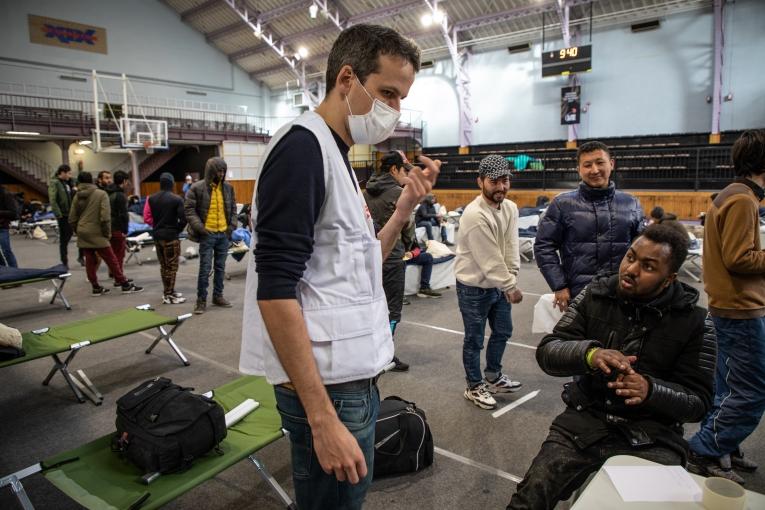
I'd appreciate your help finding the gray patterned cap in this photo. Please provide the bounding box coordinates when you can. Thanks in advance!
[478,154,511,179]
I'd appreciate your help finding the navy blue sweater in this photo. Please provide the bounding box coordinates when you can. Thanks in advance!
[254,125,354,300]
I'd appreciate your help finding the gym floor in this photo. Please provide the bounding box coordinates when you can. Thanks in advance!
[1,234,763,510]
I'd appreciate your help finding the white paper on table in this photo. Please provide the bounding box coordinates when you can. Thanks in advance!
[604,465,702,502]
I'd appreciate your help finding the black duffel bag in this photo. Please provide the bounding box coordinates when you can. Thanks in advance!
[373,396,434,478]
[112,377,227,475]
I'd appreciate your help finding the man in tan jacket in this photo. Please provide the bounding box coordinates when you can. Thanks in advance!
[688,130,765,483]
[69,172,142,295]
[455,155,523,410]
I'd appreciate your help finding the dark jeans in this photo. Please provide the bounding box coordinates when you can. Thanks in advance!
[406,252,433,289]
[197,232,228,301]
[0,228,18,267]
[57,217,72,266]
[0,228,17,267]
[416,219,447,242]
[507,428,682,510]
[457,281,513,387]
[689,316,765,458]
[382,259,405,323]
[274,382,380,510]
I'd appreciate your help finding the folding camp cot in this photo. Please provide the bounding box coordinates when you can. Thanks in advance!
[0,265,72,310]
[0,305,191,404]
[1,376,296,510]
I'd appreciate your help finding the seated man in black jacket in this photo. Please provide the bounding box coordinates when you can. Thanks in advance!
[507,224,716,510]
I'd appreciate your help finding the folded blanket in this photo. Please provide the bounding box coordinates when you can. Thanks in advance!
[0,322,22,349]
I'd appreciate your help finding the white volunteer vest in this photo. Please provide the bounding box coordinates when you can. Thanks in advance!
[239,111,393,385]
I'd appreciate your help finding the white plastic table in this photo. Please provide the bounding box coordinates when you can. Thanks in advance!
[571,455,765,509]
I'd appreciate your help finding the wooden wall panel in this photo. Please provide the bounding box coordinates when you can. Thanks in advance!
[432,189,714,221]
[134,180,715,221]
[4,183,46,203]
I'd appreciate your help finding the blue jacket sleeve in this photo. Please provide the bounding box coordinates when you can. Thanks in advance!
[534,199,568,291]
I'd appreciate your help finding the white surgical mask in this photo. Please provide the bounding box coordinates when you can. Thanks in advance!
[346,77,401,145]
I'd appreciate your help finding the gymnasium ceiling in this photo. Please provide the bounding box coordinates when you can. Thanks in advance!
[159,0,712,91]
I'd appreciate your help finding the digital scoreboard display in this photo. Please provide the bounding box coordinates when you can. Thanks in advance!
[542,44,592,77]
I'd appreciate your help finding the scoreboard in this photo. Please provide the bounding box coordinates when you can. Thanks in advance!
[542,45,592,77]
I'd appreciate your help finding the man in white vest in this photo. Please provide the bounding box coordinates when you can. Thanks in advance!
[239,24,439,509]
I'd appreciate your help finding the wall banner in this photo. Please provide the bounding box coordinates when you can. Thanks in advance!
[29,14,108,54]
[561,86,581,125]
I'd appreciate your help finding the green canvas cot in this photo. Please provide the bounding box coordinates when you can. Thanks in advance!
[1,376,295,510]
[0,305,191,404]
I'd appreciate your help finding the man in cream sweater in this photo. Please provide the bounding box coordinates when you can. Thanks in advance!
[455,155,524,410]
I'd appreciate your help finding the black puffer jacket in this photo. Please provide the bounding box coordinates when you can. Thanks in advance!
[184,158,236,242]
[536,272,716,458]
[534,182,643,297]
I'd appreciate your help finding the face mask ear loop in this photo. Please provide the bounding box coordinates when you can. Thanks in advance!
[345,94,355,116]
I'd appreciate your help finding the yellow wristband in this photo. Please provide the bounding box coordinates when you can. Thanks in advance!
[586,347,599,369]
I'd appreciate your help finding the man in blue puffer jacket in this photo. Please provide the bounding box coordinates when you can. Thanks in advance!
[535,141,643,311]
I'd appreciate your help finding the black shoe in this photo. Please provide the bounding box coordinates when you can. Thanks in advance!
[121,283,144,293]
[77,257,85,266]
[402,297,411,305]
[114,278,133,287]
[392,356,410,372]
[732,448,758,472]
[91,286,110,296]
[687,451,745,484]
[194,300,206,314]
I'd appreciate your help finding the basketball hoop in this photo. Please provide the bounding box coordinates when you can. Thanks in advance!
[143,140,155,154]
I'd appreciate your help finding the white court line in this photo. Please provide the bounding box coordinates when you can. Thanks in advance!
[403,321,537,350]
[137,331,240,375]
[492,390,540,419]
[434,446,523,483]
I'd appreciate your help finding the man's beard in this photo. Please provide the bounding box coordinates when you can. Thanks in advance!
[483,189,505,205]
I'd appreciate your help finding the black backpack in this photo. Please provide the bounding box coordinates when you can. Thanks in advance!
[112,377,227,476]
[373,396,434,478]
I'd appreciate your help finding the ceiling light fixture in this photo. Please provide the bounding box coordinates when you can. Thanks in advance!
[6,131,40,136]
[309,4,318,19]
[253,24,262,38]
[298,46,309,59]
[78,140,92,145]
[420,13,432,27]
[432,9,445,24]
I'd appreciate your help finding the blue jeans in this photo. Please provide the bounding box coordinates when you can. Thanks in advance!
[457,281,513,387]
[274,382,380,510]
[0,228,17,267]
[197,232,228,301]
[689,316,765,457]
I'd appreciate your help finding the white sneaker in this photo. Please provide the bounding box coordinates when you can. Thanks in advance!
[485,374,523,394]
[162,294,187,304]
[464,383,497,409]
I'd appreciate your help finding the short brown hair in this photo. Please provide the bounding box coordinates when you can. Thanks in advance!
[325,24,420,94]
[577,141,611,164]
[731,129,765,177]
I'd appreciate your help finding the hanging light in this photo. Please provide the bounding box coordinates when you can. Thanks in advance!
[432,9,445,23]
[253,23,262,38]
[294,52,302,61]
[298,46,309,59]
[309,4,319,19]
[420,13,432,27]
